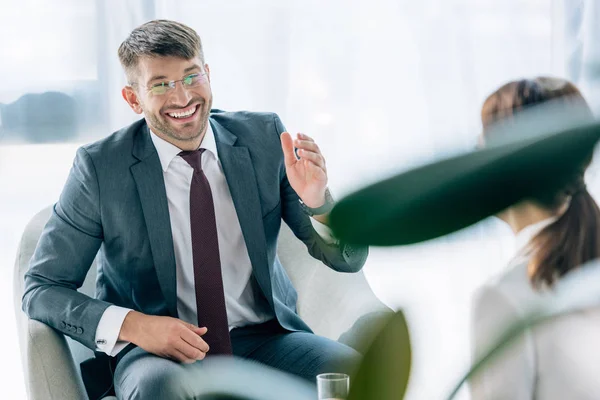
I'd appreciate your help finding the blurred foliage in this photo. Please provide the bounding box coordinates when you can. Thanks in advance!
[348,310,412,400]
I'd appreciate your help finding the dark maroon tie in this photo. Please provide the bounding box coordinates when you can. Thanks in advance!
[179,149,232,355]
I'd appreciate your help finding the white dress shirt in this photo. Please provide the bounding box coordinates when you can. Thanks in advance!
[95,123,335,356]
[470,217,600,399]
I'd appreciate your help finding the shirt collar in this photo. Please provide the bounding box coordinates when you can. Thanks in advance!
[149,121,218,172]
[515,216,557,253]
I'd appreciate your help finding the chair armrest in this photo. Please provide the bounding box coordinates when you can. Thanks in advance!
[22,318,87,400]
[337,310,395,354]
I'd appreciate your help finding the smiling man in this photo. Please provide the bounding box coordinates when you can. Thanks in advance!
[22,19,368,399]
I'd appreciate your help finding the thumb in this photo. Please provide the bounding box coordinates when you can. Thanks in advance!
[186,323,208,336]
[280,132,297,168]
[194,326,208,336]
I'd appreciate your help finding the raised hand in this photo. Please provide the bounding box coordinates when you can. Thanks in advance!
[280,132,328,208]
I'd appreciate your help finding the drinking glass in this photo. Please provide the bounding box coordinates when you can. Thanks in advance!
[316,373,350,400]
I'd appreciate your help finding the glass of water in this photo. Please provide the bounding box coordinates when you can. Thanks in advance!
[317,373,350,400]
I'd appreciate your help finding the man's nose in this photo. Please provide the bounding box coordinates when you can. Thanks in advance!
[169,82,193,106]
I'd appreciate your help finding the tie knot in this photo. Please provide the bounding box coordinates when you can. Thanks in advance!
[179,148,206,171]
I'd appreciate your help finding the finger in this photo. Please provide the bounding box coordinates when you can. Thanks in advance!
[280,132,298,168]
[193,326,208,336]
[175,339,206,361]
[297,149,326,171]
[185,323,208,336]
[171,348,196,364]
[308,161,327,179]
[166,347,192,363]
[297,132,314,142]
[294,139,320,153]
[181,328,210,353]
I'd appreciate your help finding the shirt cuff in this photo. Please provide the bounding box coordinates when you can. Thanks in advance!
[95,305,133,357]
[310,218,338,245]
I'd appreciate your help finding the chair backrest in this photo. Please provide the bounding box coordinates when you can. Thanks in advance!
[276,223,389,340]
[15,206,388,368]
[14,207,91,399]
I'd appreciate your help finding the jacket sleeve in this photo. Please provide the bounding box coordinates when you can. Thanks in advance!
[272,113,368,273]
[470,285,536,400]
[22,147,113,350]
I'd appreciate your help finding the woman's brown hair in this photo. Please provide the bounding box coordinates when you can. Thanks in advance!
[481,77,600,288]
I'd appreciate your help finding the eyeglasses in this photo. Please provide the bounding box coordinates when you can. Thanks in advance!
[134,72,208,96]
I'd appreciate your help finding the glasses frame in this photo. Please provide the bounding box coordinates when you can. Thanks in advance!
[130,72,208,96]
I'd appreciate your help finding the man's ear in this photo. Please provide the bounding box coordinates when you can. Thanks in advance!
[122,86,143,114]
[204,64,211,83]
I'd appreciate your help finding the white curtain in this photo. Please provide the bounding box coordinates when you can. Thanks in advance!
[0,1,580,398]
[563,0,600,113]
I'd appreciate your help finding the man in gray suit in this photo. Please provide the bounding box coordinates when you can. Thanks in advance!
[22,19,367,399]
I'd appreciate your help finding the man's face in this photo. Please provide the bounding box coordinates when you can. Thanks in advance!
[124,55,212,147]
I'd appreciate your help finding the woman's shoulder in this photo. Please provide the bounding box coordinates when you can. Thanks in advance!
[491,258,531,291]
[475,258,546,317]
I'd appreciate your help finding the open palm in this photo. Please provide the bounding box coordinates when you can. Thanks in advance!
[280,132,328,208]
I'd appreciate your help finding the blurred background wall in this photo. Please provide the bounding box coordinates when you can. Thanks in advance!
[1,0,599,398]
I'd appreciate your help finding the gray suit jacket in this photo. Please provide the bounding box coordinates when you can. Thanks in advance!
[22,110,368,351]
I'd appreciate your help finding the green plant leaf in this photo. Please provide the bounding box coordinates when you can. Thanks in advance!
[348,310,412,400]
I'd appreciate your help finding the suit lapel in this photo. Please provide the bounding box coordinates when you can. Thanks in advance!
[130,124,178,317]
[210,118,274,307]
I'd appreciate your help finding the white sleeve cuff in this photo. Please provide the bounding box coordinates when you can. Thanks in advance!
[95,305,133,357]
[310,218,338,245]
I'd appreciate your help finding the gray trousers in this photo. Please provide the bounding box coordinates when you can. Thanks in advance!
[114,320,361,400]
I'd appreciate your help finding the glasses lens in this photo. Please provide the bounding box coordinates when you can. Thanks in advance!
[151,84,168,95]
[184,74,202,87]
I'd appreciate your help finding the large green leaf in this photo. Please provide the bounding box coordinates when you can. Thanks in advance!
[348,310,412,400]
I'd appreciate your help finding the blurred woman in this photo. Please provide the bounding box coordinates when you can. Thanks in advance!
[470,77,600,399]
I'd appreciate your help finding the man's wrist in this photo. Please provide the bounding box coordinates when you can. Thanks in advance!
[300,188,335,217]
[312,212,330,225]
[119,310,143,343]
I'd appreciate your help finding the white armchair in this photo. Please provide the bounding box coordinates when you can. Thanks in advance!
[14,206,391,399]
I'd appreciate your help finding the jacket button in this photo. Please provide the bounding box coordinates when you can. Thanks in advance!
[76,327,83,334]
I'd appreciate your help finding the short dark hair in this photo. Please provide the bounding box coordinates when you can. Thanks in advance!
[118,19,205,82]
